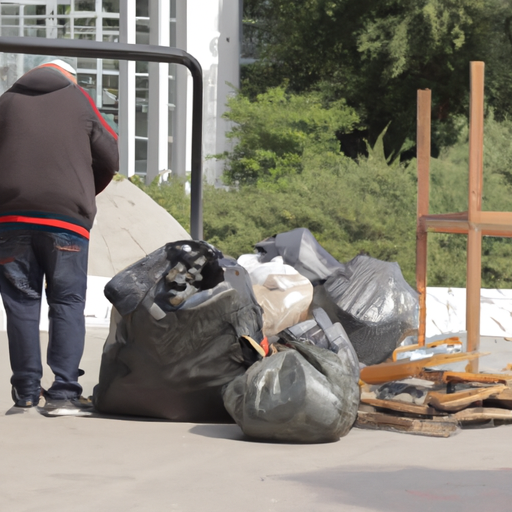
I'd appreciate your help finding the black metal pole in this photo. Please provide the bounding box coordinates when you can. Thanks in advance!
[0,36,203,239]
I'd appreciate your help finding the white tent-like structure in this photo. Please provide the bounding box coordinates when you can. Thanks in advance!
[89,178,190,278]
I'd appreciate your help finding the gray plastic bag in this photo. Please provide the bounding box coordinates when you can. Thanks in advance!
[222,340,360,443]
[312,254,418,365]
[255,228,343,283]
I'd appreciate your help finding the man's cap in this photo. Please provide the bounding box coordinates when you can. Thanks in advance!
[46,59,77,77]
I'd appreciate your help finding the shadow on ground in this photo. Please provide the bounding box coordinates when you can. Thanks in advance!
[270,466,512,512]
[188,423,246,441]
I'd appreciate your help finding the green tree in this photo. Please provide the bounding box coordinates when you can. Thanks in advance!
[242,0,512,156]
[218,85,359,186]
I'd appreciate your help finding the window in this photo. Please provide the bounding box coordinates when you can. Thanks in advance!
[102,0,119,13]
[74,1,95,12]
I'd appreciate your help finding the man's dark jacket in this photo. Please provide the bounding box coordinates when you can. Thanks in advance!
[0,65,119,235]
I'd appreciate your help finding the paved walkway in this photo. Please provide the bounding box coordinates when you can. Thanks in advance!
[1,329,512,511]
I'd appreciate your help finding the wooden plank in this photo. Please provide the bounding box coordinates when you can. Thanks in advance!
[466,61,485,372]
[361,397,447,417]
[416,370,446,383]
[483,387,512,409]
[425,384,507,412]
[489,387,512,400]
[360,351,487,385]
[442,371,512,385]
[422,212,512,236]
[422,212,469,234]
[466,223,482,373]
[356,410,459,438]
[416,88,431,348]
[392,337,462,362]
[474,211,512,235]
[454,407,512,422]
[468,61,485,220]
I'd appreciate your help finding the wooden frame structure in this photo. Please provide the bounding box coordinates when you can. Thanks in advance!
[416,61,512,370]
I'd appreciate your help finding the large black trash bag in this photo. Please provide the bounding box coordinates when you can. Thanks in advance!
[94,240,264,422]
[312,254,418,365]
[222,339,360,443]
[255,228,343,283]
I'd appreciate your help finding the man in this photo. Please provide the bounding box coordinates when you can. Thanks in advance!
[0,59,119,415]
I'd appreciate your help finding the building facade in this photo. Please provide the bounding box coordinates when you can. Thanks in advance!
[0,0,240,184]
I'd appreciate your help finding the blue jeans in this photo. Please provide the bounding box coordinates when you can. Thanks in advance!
[0,230,89,401]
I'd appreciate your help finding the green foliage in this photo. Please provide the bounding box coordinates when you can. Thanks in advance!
[218,86,359,186]
[242,0,512,155]
[357,0,485,78]
[135,115,512,290]
[240,62,287,101]
[481,114,512,189]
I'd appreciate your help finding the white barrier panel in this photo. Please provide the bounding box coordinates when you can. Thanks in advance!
[426,288,512,338]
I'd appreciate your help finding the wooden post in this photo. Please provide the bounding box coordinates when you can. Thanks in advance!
[466,62,485,370]
[416,89,431,347]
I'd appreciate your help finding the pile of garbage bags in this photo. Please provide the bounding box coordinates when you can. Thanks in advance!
[253,229,418,365]
[94,229,418,443]
[94,241,264,422]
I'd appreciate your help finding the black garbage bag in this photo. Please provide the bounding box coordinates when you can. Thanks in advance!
[94,240,264,422]
[312,254,418,365]
[280,308,360,382]
[222,339,360,443]
[255,228,343,283]
[103,240,225,316]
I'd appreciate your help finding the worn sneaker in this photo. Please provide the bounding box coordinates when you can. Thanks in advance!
[38,396,94,417]
[11,386,40,408]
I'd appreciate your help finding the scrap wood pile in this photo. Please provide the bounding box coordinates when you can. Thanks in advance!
[93,227,512,442]
[357,339,512,437]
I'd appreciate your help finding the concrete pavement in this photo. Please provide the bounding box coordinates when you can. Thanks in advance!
[1,328,512,512]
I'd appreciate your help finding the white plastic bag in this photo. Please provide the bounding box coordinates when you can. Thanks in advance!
[252,273,313,337]
[239,255,313,337]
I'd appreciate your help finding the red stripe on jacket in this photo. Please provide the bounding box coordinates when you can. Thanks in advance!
[78,87,118,140]
[0,215,90,240]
